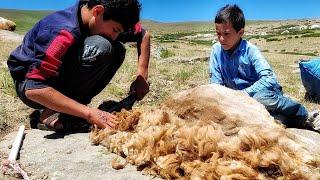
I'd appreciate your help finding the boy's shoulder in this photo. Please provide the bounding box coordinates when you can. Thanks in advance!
[35,3,80,33]
[212,42,222,52]
[240,40,261,54]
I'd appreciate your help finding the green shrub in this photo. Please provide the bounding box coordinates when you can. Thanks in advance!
[272,24,296,30]
[160,48,175,58]
[175,69,192,83]
[281,51,317,56]
[155,31,214,42]
[301,33,320,38]
[266,38,280,42]
[189,40,212,46]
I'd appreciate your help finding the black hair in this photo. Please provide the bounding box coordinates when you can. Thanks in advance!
[87,0,141,31]
[215,4,245,32]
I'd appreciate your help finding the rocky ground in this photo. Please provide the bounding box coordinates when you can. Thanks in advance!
[0,30,23,42]
[0,128,160,180]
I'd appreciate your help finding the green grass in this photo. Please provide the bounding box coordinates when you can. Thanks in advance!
[0,10,319,138]
[175,69,192,83]
[280,51,318,56]
[106,83,126,97]
[247,29,320,41]
[301,33,320,38]
[266,38,281,42]
[0,69,16,97]
[160,48,175,58]
[189,40,213,46]
[272,24,296,30]
[0,9,51,34]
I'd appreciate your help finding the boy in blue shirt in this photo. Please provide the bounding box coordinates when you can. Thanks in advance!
[209,4,320,132]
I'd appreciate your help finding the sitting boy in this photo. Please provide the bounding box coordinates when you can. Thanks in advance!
[209,4,320,132]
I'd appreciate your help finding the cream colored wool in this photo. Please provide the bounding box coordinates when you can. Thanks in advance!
[0,17,16,31]
[91,84,320,179]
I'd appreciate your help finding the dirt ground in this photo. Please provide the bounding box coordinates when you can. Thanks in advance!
[0,129,161,180]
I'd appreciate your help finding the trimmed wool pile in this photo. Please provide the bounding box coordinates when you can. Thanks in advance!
[91,84,320,179]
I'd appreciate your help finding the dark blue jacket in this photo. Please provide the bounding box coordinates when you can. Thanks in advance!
[8,0,144,90]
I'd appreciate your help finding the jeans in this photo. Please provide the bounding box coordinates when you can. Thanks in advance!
[252,89,308,127]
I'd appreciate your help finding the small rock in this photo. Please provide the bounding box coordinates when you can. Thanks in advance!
[65,150,72,154]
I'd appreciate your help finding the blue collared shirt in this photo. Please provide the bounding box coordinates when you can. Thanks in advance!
[209,39,282,97]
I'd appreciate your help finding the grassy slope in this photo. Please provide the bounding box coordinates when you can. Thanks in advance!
[0,9,273,35]
[0,9,319,138]
[0,9,52,34]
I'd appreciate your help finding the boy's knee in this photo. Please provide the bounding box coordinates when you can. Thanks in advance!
[82,35,126,63]
[253,91,279,111]
[15,80,44,109]
[82,35,113,62]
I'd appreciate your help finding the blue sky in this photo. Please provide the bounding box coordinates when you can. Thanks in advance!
[0,0,319,22]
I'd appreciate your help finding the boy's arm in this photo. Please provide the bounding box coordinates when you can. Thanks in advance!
[209,47,224,85]
[243,49,280,96]
[129,29,151,100]
[136,30,150,80]
[117,24,151,100]
[25,87,116,129]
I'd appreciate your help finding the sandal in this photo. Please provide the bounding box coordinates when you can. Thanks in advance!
[38,113,64,131]
[29,110,90,132]
[38,113,64,132]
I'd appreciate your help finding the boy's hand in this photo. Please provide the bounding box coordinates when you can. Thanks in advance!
[87,108,117,129]
[129,75,149,100]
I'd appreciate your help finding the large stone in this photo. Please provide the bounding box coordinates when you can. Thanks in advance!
[0,17,16,31]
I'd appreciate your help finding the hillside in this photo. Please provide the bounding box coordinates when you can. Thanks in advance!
[0,9,320,135]
[0,7,320,180]
[0,9,52,34]
[1,8,319,36]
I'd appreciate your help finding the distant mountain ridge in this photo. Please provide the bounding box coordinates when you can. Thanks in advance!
[0,8,319,35]
[0,8,214,34]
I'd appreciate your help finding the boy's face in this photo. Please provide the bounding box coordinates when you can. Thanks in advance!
[215,23,244,51]
[91,19,124,40]
[88,5,124,40]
